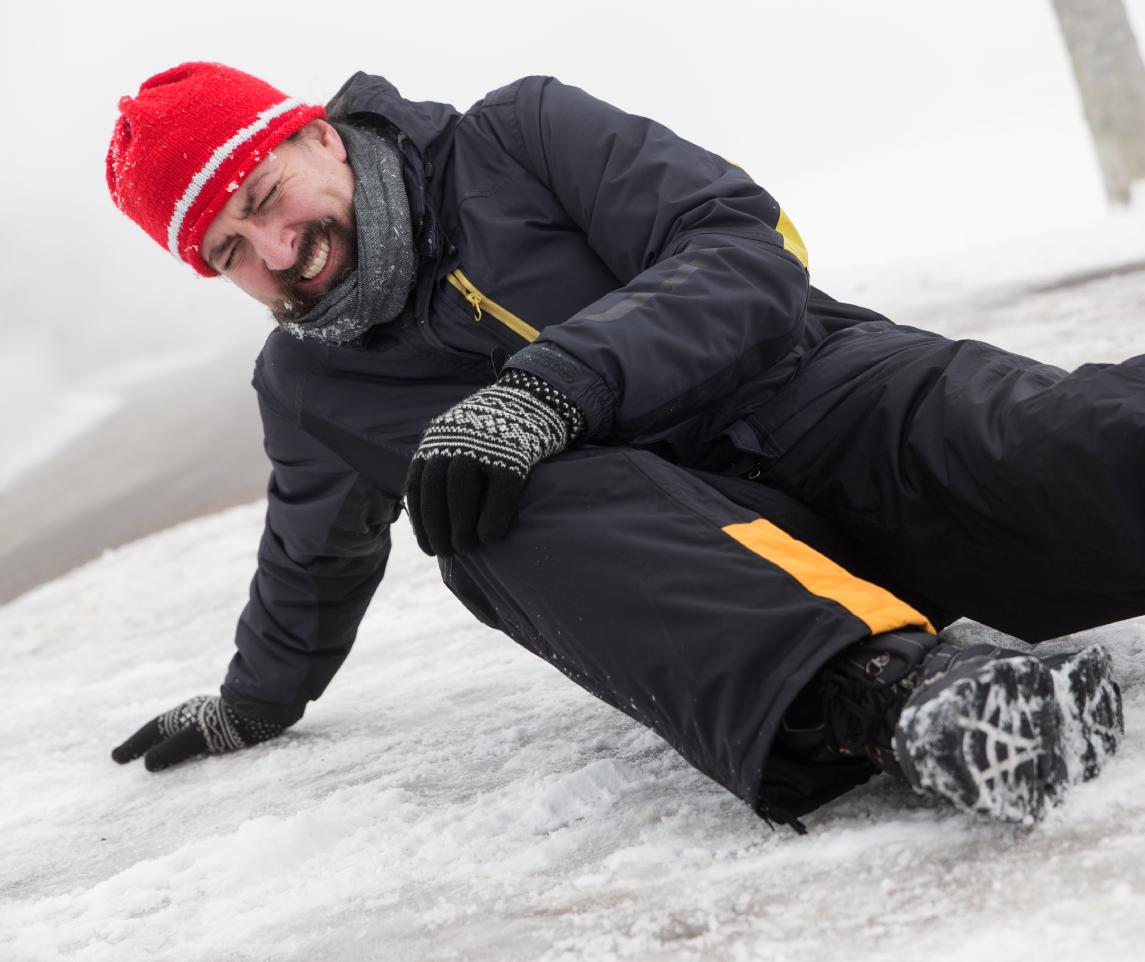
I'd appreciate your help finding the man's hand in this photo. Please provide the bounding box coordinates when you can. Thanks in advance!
[405,369,585,557]
[111,694,285,772]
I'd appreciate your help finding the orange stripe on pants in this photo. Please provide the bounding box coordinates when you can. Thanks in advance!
[722,519,935,637]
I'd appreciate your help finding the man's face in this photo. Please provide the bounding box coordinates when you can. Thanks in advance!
[202,120,357,321]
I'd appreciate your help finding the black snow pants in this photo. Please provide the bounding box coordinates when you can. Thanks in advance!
[444,299,1145,826]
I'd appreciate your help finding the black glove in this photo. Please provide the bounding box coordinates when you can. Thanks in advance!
[111,694,285,772]
[405,368,585,557]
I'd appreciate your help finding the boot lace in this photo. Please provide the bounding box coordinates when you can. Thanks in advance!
[818,665,905,759]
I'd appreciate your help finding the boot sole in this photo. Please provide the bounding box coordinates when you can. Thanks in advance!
[1047,645,1124,787]
[895,656,1065,824]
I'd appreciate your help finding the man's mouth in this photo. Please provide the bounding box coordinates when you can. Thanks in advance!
[270,215,356,323]
[299,231,331,282]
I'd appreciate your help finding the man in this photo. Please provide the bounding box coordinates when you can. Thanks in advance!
[106,62,1130,832]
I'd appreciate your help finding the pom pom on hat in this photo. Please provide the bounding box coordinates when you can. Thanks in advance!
[106,62,325,276]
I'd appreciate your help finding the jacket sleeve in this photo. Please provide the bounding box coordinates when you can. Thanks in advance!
[499,76,810,441]
[222,388,398,726]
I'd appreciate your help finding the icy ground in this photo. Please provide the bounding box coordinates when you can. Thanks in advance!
[2,270,1145,962]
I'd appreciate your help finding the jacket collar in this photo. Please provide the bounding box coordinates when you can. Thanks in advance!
[325,72,460,161]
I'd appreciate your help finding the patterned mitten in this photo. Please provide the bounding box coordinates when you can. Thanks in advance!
[112,694,285,772]
[405,369,585,556]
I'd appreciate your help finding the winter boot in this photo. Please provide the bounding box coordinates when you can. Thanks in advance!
[812,631,1123,823]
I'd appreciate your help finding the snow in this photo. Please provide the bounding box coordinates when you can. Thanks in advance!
[0,539,1143,962]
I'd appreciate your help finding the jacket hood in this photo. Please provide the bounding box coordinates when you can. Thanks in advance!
[325,72,460,160]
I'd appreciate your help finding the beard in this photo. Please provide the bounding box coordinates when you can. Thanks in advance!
[270,213,358,323]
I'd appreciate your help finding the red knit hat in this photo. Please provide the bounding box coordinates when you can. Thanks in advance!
[107,62,325,276]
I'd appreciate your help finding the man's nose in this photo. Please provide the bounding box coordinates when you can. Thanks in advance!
[252,223,297,273]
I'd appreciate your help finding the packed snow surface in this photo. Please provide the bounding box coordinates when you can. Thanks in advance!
[3,267,1145,961]
[1,513,1144,962]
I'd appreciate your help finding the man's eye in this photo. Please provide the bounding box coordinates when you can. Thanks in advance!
[258,184,279,212]
[223,243,238,271]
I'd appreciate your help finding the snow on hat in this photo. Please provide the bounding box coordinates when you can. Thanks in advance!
[106,62,325,277]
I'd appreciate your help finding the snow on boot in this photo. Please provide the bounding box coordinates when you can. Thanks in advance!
[1042,646,1124,786]
[816,632,1123,824]
[894,643,1123,823]
[893,649,1064,823]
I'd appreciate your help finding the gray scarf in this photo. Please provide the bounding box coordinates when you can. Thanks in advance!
[280,122,416,344]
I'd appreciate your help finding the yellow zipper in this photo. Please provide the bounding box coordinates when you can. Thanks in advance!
[447,269,540,343]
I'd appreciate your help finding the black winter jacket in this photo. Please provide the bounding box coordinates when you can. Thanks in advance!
[223,73,812,725]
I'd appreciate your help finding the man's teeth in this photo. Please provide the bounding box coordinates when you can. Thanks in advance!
[300,234,330,280]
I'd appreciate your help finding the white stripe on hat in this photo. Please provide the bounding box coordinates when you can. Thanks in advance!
[166,97,304,260]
